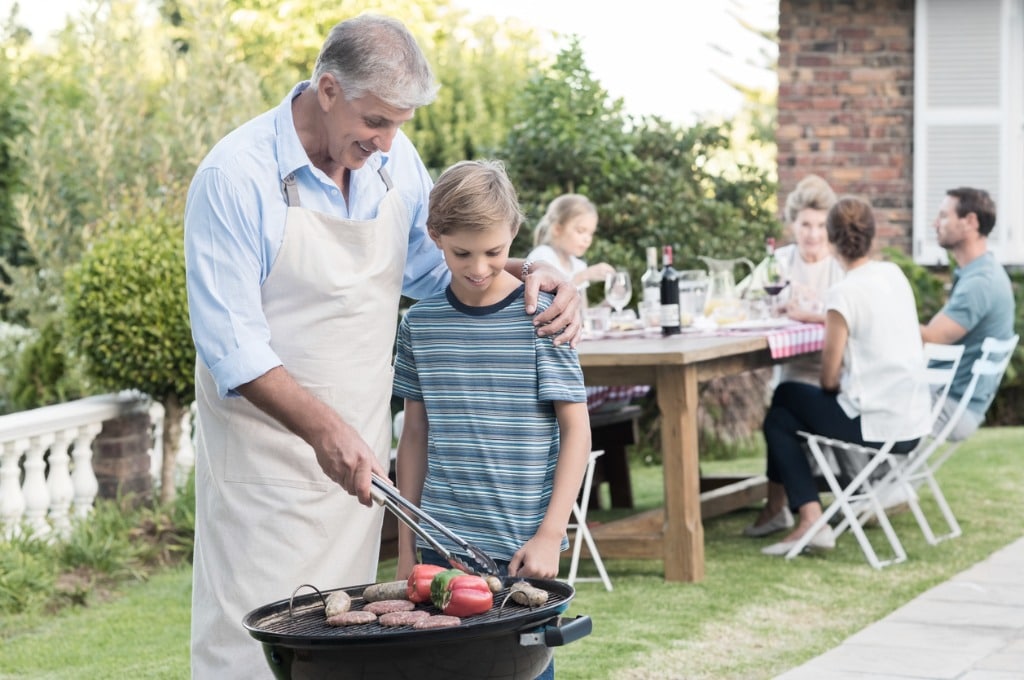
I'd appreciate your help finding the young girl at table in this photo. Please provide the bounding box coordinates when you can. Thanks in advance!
[392,159,590,585]
[748,195,932,554]
[527,194,615,293]
[528,194,650,412]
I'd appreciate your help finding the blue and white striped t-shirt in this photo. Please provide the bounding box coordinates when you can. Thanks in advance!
[392,284,587,561]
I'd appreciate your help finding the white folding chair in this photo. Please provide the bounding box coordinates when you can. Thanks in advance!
[567,449,613,591]
[892,334,1019,545]
[830,342,967,537]
[786,343,965,568]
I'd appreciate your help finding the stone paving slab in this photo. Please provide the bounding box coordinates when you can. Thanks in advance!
[845,621,1012,656]
[774,536,1024,680]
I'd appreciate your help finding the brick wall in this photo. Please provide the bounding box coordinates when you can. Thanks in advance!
[92,411,153,503]
[777,0,915,253]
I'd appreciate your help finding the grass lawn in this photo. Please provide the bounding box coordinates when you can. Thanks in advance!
[1,427,1021,679]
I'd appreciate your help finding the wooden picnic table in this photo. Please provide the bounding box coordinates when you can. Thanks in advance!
[576,325,823,582]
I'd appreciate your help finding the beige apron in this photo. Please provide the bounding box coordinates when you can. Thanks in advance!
[191,169,408,678]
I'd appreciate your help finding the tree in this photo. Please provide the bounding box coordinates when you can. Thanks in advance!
[1,0,264,407]
[64,192,194,503]
[499,39,777,290]
[0,23,31,321]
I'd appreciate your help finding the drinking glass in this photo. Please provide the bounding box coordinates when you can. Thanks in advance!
[762,257,789,316]
[604,269,632,315]
[677,270,709,326]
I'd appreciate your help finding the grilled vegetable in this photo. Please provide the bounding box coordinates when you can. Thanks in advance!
[362,580,409,603]
[429,569,464,608]
[406,563,446,604]
[509,581,549,608]
[484,574,503,593]
[324,590,352,617]
[430,570,493,617]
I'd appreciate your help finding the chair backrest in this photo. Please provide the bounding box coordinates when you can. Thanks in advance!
[393,410,405,440]
[923,342,966,424]
[932,334,1019,443]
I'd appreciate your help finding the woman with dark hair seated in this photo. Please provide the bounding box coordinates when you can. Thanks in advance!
[748,195,933,555]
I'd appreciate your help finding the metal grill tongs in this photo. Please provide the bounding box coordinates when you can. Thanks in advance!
[369,473,500,578]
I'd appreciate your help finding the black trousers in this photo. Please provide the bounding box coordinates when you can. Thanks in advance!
[763,382,919,511]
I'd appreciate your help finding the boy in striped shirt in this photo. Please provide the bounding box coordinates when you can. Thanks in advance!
[392,160,591,586]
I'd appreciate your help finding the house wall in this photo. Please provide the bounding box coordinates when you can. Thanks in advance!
[777,0,915,252]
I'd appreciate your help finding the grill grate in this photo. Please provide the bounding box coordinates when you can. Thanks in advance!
[246,580,572,642]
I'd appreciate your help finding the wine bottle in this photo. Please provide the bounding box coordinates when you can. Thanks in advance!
[659,245,681,335]
[640,246,661,329]
[763,237,785,296]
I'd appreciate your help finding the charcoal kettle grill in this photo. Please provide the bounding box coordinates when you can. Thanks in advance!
[244,578,591,679]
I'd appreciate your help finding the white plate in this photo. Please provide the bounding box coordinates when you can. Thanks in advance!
[721,318,801,331]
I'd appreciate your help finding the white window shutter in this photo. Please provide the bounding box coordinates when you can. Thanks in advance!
[914,0,1024,265]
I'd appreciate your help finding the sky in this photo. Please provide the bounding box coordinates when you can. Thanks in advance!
[2,0,778,124]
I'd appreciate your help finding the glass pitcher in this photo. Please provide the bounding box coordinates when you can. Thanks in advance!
[698,255,755,320]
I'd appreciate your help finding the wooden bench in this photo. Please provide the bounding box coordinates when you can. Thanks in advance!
[587,404,641,510]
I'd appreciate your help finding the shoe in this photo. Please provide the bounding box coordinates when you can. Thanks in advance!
[743,507,794,538]
[761,525,836,556]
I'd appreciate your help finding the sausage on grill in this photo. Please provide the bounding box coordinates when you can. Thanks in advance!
[378,609,431,627]
[412,615,462,629]
[325,610,378,626]
[364,599,416,615]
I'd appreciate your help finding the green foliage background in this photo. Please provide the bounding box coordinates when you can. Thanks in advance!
[2,0,1017,422]
[0,0,781,416]
[63,207,194,406]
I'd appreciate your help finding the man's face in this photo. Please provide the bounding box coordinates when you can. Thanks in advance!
[934,195,973,250]
[321,76,415,171]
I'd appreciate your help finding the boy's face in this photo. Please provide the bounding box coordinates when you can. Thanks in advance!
[431,222,516,305]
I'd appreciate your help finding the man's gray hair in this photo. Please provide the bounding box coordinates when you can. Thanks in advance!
[312,14,439,109]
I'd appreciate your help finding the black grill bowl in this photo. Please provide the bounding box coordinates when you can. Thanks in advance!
[243,578,592,680]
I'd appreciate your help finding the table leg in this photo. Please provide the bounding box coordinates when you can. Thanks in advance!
[657,364,704,582]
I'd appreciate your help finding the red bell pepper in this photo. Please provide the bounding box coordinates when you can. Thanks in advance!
[431,571,494,617]
[406,563,446,604]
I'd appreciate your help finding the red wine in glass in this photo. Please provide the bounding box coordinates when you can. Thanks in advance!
[763,282,788,297]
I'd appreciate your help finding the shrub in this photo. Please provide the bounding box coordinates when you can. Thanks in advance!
[0,533,57,615]
[64,206,194,503]
[0,321,33,414]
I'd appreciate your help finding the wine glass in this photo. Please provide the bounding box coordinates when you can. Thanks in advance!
[762,257,789,317]
[604,269,633,316]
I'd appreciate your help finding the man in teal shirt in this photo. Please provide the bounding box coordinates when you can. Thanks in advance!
[920,187,1015,440]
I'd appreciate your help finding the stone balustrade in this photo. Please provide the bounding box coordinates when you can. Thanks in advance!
[0,392,194,540]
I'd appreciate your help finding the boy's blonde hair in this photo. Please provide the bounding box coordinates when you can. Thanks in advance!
[427,160,523,237]
[533,194,597,247]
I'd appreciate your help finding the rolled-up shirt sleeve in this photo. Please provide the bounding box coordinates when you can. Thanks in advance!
[185,167,282,398]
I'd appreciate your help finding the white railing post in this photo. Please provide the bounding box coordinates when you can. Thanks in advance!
[22,433,55,538]
[149,401,165,484]
[46,428,76,537]
[1,438,28,538]
[71,423,102,520]
[0,392,154,536]
[176,404,196,487]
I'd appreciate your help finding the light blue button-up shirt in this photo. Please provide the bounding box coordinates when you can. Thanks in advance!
[184,81,449,398]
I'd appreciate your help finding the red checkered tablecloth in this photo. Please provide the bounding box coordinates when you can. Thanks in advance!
[586,385,651,412]
[764,323,825,359]
[717,321,825,359]
[716,321,827,358]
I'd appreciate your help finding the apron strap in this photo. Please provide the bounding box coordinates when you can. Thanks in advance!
[378,166,394,191]
[283,166,392,208]
[282,173,301,207]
